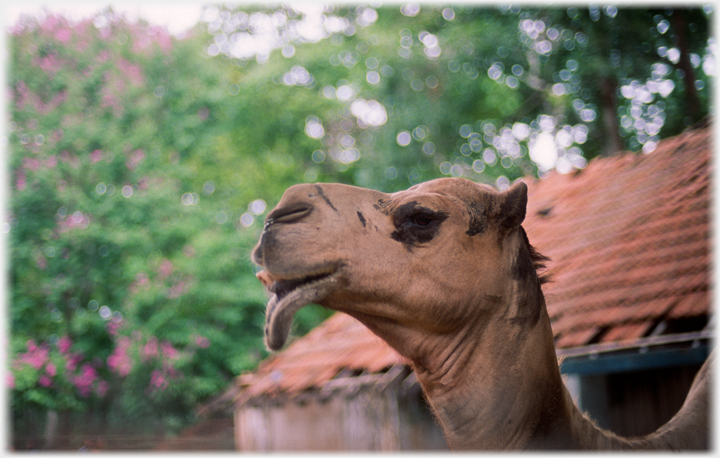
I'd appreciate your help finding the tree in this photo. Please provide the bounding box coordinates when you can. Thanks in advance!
[205,4,712,183]
[7,9,289,444]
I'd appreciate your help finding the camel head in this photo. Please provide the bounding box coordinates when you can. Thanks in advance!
[252,178,547,359]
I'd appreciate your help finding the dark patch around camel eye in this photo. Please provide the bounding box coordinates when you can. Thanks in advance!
[391,201,448,246]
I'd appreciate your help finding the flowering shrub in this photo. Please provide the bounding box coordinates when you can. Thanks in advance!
[7,10,276,435]
[10,337,107,412]
[103,325,199,417]
[10,322,211,422]
[108,329,190,395]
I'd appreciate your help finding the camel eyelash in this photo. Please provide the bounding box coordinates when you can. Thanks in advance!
[391,202,449,246]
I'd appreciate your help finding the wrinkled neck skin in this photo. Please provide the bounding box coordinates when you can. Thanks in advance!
[423,319,571,450]
[406,253,577,450]
[349,230,652,451]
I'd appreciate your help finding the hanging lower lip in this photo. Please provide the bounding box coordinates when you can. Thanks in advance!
[263,268,341,351]
[270,270,336,301]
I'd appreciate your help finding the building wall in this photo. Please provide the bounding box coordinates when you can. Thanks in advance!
[235,385,448,451]
[236,395,348,451]
[237,362,705,450]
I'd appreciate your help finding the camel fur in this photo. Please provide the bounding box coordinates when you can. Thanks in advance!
[252,178,711,450]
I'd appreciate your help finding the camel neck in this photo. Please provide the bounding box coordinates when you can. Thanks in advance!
[347,229,708,450]
[409,297,658,450]
[413,306,577,450]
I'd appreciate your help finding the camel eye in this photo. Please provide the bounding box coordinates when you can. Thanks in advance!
[410,213,434,228]
[390,202,449,247]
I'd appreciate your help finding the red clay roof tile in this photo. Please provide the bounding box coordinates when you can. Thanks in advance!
[600,322,653,343]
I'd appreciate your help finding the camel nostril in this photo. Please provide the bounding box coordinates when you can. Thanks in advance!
[265,202,313,226]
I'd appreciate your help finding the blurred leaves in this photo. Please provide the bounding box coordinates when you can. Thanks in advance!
[8,10,274,435]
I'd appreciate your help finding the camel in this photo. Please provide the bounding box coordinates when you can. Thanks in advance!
[251,178,711,450]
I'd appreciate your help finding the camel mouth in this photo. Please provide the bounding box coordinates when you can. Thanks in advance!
[270,271,334,301]
[261,268,340,351]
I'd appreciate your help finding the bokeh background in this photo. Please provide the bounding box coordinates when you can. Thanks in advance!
[4,2,714,450]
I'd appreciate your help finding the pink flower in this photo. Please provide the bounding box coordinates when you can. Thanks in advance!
[38,375,53,388]
[36,53,63,75]
[101,94,122,116]
[158,259,173,280]
[129,271,150,294]
[167,281,188,299]
[73,364,97,397]
[137,176,149,190]
[19,344,49,370]
[90,149,102,163]
[40,15,59,33]
[125,149,145,170]
[23,157,41,171]
[45,155,57,169]
[7,374,15,389]
[34,90,67,115]
[163,364,178,379]
[106,320,122,336]
[58,211,89,232]
[156,30,173,54]
[31,349,49,369]
[15,172,26,191]
[161,341,177,360]
[46,362,56,377]
[65,353,82,372]
[57,336,72,354]
[131,29,152,54]
[149,370,168,391]
[194,335,210,349]
[82,364,97,379]
[142,338,158,360]
[116,58,144,85]
[54,27,72,43]
[108,337,132,376]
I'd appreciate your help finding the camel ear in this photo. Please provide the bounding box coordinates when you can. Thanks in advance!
[498,181,527,229]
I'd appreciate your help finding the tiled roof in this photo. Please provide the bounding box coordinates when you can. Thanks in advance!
[524,124,710,348]
[235,312,407,403]
[239,124,711,401]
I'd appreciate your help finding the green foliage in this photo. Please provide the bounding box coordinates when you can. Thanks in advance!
[7,11,275,436]
[7,4,713,443]
[201,4,711,187]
